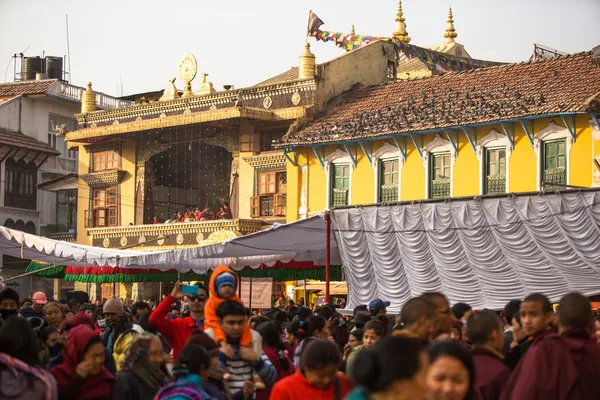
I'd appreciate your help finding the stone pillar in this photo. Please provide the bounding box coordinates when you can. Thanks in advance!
[230,152,240,219]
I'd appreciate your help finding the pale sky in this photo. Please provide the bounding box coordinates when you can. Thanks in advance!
[1,0,599,97]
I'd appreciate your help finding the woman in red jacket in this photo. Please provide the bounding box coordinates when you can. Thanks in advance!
[255,321,295,400]
[270,339,353,400]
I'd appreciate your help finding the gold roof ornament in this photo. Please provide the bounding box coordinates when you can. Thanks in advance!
[298,43,316,80]
[195,73,217,96]
[444,7,458,43]
[81,82,96,113]
[351,24,355,36]
[159,77,181,102]
[393,0,411,43]
[179,53,198,98]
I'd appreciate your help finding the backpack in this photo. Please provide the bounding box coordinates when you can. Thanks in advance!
[154,380,214,400]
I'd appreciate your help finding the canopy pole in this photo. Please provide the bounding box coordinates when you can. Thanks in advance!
[325,211,331,304]
[249,268,253,310]
[4,264,59,282]
[304,279,307,305]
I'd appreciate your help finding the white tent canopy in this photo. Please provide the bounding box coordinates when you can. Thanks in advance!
[333,191,600,313]
[0,215,340,271]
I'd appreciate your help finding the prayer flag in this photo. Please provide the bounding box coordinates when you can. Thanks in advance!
[307,10,325,34]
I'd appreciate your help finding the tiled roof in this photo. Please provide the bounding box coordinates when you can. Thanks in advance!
[0,129,60,155]
[279,52,600,147]
[0,79,57,98]
[255,67,299,86]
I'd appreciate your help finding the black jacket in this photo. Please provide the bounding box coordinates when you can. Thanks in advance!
[110,371,159,400]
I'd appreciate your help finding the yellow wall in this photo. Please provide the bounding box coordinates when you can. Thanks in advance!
[287,116,596,223]
[238,119,256,219]
[76,145,91,245]
[120,139,136,226]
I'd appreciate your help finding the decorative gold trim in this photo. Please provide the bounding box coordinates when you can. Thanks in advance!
[243,153,286,170]
[176,233,184,244]
[120,236,128,246]
[139,236,146,244]
[103,238,110,248]
[263,96,273,109]
[66,107,306,142]
[87,219,265,237]
[292,92,301,106]
[196,232,205,243]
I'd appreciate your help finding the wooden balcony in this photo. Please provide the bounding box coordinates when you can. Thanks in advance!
[48,232,76,242]
[88,219,267,249]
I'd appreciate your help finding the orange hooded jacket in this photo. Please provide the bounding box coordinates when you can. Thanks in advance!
[204,265,252,346]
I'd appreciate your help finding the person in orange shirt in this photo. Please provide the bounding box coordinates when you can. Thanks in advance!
[204,265,252,355]
[270,339,353,400]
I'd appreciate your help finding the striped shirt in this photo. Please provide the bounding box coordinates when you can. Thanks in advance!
[204,328,277,396]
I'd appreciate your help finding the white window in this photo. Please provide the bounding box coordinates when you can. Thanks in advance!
[422,135,456,199]
[371,143,403,203]
[476,130,512,195]
[324,149,354,209]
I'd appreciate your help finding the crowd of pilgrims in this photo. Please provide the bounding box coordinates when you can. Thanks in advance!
[1,267,600,399]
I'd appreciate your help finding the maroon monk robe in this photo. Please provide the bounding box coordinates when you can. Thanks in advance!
[471,346,511,400]
[500,329,600,400]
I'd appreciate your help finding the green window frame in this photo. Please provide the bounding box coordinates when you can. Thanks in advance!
[485,148,506,194]
[543,139,566,189]
[430,153,451,199]
[379,159,399,202]
[331,164,350,207]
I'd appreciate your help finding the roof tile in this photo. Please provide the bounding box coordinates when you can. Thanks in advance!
[0,79,57,98]
[279,53,600,147]
[0,130,60,155]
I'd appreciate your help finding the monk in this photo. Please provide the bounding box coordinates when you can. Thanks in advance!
[467,310,510,400]
[500,292,600,400]
[504,293,554,369]
[421,292,452,336]
[392,297,437,341]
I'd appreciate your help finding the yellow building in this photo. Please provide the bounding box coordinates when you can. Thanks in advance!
[279,52,600,222]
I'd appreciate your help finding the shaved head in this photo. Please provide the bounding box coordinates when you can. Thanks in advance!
[467,310,502,345]
[559,292,592,330]
[401,297,436,327]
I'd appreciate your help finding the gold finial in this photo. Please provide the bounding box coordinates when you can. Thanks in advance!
[393,0,411,43]
[351,24,355,36]
[81,82,96,113]
[159,77,181,101]
[444,7,458,43]
[298,43,316,80]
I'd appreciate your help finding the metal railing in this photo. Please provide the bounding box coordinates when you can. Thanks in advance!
[58,81,133,109]
[431,180,450,199]
[380,185,398,202]
[332,189,349,207]
[486,175,506,195]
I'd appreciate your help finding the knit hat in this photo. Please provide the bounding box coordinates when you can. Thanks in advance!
[103,297,125,315]
[214,272,237,295]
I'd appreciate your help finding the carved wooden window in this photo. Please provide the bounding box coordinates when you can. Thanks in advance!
[93,151,119,172]
[543,139,566,190]
[430,153,451,199]
[86,187,118,227]
[485,148,506,194]
[5,158,37,210]
[379,159,399,202]
[240,133,260,152]
[252,171,286,217]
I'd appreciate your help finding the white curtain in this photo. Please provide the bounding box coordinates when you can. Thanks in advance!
[332,191,600,313]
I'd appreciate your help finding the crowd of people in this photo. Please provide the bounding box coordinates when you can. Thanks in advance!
[154,202,233,224]
[2,267,600,399]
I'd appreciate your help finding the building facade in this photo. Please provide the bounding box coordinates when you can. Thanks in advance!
[278,52,600,222]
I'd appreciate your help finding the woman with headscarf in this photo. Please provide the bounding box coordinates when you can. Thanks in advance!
[111,333,171,400]
[0,315,58,400]
[44,301,65,330]
[50,325,114,400]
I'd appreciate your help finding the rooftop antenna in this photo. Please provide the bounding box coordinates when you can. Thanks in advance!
[65,15,72,83]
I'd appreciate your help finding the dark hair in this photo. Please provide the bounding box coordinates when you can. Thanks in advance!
[401,297,436,327]
[0,287,20,305]
[350,329,364,342]
[466,310,501,345]
[451,303,472,320]
[353,304,368,317]
[84,335,103,354]
[186,329,219,357]
[249,315,271,329]
[136,313,157,334]
[68,299,80,308]
[314,305,335,320]
[256,322,291,371]
[427,341,476,400]
[21,298,32,306]
[131,301,150,314]
[0,315,41,366]
[59,299,68,305]
[196,283,209,296]
[421,292,447,304]
[512,311,522,327]
[175,344,211,376]
[38,326,59,343]
[352,336,425,392]
[503,300,522,325]
[524,293,553,314]
[303,315,327,339]
[364,320,385,338]
[216,300,247,319]
[300,339,340,370]
[329,315,349,351]
[559,292,592,330]
[286,319,301,337]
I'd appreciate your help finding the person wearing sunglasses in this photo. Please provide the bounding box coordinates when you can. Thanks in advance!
[149,281,209,362]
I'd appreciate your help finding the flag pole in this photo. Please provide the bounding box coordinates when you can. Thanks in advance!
[305,10,311,43]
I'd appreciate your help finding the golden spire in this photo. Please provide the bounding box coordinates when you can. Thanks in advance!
[81,82,96,113]
[393,0,411,43]
[298,43,316,80]
[351,24,355,36]
[444,7,458,43]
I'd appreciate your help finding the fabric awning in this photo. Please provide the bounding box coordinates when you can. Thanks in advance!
[333,190,600,313]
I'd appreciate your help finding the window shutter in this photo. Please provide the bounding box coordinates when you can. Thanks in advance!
[274,194,284,216]
[84,210,91,228]
[250,196,260,218]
